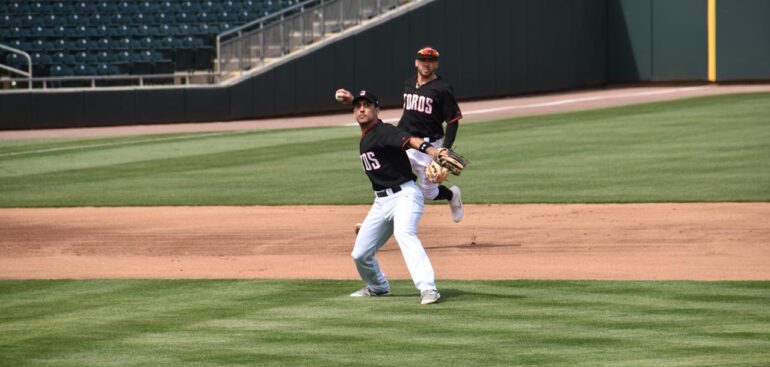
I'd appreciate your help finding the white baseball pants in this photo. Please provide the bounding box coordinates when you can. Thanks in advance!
[405,138,443,200]
[351,181,437,293]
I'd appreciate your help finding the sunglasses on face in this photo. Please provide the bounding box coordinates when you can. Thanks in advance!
[417,48,439,58]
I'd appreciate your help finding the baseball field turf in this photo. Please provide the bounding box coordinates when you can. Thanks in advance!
[1,93,769,366]
[1,92,768,206]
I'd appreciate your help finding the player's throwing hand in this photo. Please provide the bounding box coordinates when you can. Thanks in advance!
[335,89,354,104]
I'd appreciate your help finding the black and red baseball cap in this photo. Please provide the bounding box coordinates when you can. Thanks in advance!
[415,46,440,60]
[352,90,380,106]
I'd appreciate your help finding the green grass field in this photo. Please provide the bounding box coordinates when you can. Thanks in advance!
[1,280,769,367]
[1,93,769,206]
[1,93,769,366]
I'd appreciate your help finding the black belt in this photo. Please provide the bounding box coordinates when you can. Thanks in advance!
[375,185,402,198]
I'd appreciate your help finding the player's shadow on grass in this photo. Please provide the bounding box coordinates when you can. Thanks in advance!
[440,288,525,301]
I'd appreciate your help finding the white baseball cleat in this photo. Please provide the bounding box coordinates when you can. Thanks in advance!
[420,289,441,304]
[350,287,390,297]
[449,185,464,223]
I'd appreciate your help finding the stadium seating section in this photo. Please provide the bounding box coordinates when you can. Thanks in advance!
[1,0,300,78]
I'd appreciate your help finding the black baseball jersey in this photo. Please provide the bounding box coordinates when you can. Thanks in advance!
[359,120,417,191]
[398,75,463,141]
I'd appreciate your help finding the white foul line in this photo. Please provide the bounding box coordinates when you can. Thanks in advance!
[378,85,710,123]
[461,86,711,116]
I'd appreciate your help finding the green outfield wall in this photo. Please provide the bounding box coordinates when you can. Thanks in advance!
[1,0,768,129]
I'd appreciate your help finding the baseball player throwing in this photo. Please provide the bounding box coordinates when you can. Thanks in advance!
[336,46,465,223]
[347,90,443,304]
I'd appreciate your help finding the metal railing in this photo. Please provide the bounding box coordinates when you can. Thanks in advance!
[216,0,410,80]
[0,44,32,89]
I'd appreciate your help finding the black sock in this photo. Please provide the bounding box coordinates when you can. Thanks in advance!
[433,185,453,201]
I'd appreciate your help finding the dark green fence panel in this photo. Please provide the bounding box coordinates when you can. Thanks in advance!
[0,93,32,129]
[608,0,652,81]
[229,78,255,120]
[186,87,230,122]
[32,91,84,128]
[82,90,136,126]
[717,0,770,80]
[652,0,707,81]
[135,88,186,124]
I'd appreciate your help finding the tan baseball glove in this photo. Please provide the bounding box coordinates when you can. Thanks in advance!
[425,147,468,184]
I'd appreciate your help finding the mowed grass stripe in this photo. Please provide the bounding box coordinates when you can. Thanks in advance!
[0,92,768,206]
[0,280,768,366]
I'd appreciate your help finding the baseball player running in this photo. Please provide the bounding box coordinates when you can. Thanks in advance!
[336,46,465,223]
[348,90,441,305]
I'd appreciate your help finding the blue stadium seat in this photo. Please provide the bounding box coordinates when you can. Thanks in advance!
[115,37,135,50]
[52,2,75,15]
[8,2,31,15]
[31,52,53,76]
[74,2,97,14]
[74,51,91,64]
[94,37,115,51]
[97,63,122,75]
[133,13,155,25]
[73,39,91,51]
[1,15,18,28]
[181,1,202,13]
[137,1,161,14]
[71,25,87,37]
[161,1,180,13]
[239,11,254,23]
[117,2,139,15]
[155,13,174,26]
[95,2,112,15]
[136,24,157,37]
[5,53,28,69]
[28,39,48,52]
[31,26,52,39]
[52,51,76,65]
[176,12,193,23]
[49,64,74,77]
[220,11,238,23]
[73,64,98,76]
[22,14,45,27]
[49,39,65,51]
[96,50,117,63]
[90,13,110,26]
[193,24,214,37]
[43,14,60,27]
[137,37,161,50]
[52,25,75,38]
[66,14,86,26]
[112,13,128,25]
[30,2,52,15]
[158,24,179,37]
[203,1,224,13]
[115,50,133,64]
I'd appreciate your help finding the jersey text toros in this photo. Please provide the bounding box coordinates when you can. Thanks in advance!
[403,93,433,114]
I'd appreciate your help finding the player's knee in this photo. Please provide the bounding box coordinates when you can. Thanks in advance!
[393,229,418,244]
[351,247,370,263]
[422,186,439,200]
